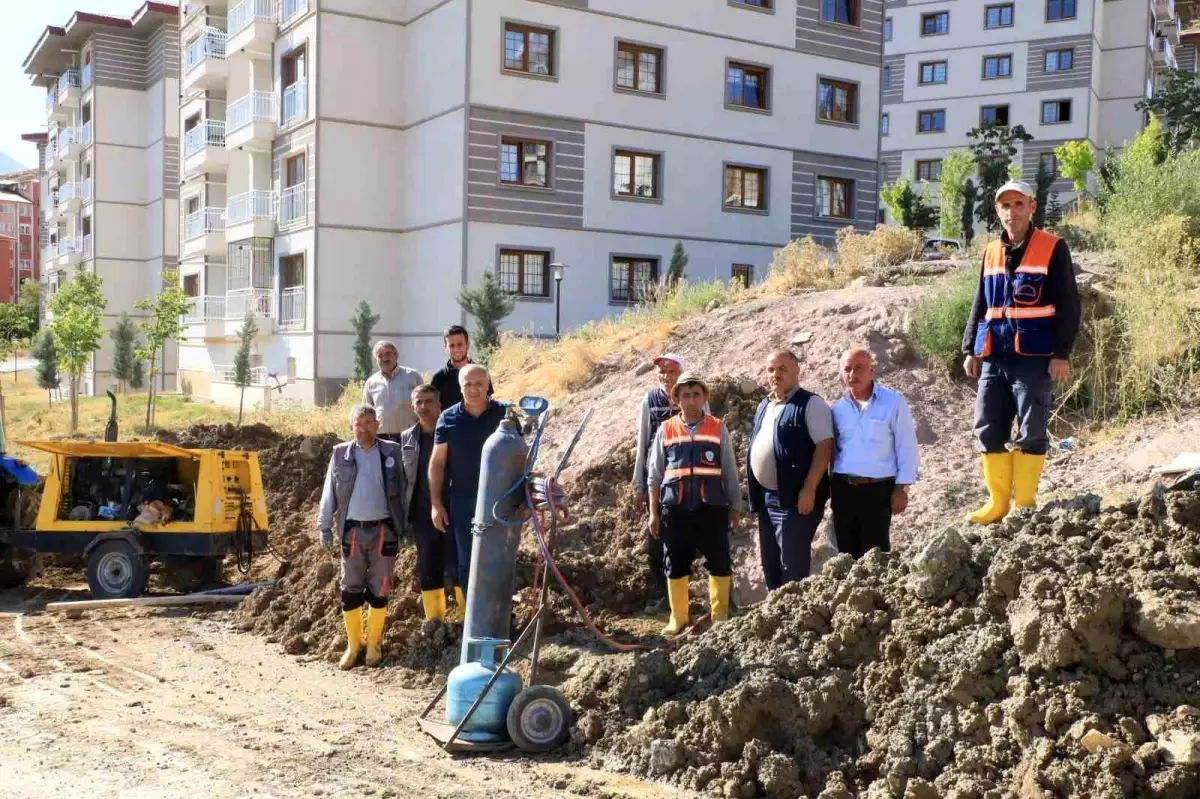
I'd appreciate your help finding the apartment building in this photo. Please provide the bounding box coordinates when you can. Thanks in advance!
[177,0,884,407]
[879,0,1196,205]
[23,2,180,395]
[0,173,40,303]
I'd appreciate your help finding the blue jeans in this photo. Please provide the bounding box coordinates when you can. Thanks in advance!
[757,488,825,590]
[449,492,477,591]
[973,356,1052,455]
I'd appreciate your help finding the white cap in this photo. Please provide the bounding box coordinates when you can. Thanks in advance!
[994,180,1034,201]
[653,353,684,369]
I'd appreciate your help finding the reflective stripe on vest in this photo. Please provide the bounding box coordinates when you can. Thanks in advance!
[660,415,729,509]
[973,228,1061,359]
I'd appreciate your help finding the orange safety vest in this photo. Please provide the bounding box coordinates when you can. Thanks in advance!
[972,228,1061,359]
[660,415,730,509]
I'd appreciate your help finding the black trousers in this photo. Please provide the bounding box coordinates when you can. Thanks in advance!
[660,504,732,580]
[830,475,896,559]
[646,532,665,587]
[414,518,458,591]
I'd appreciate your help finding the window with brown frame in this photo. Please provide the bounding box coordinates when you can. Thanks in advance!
[182,273,200,297]
[921,11,949,35]
[817,77,858,124]
[285,153,305,188]
[816,176,853,219]
[726,62,770,110]
[731,0,772,8]
[282,45,307,88]
[821,0,859,25]
[915,159,943,182]
[498,248,551,297]
[503,22,555,77]
[1039,152,1058,177]
[616,42,663,94]
[499,139,550,187]
[610,257,659,304]
[724,165,767,210]
[731,263,754,287]
[280,253,305,288]
[613,150,661,199]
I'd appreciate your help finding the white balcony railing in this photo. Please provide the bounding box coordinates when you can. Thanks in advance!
[281,79,307,125]
[184,207,227,240]
[45,93,54,114]
[229,0,277,35]
[281,0,308,24]
[226,288,274,321]
[215,364,267,385]
[183,119,227,157]
[57,68,81,97]
[82,63,94,89]
[58,182,79,204]
[184,295,226,324]
[227,91,278,134]
[226,190,276,225]
[83,233,93,259]
[279,286,305,329]
[279,182,307,226]
[184,28,228,71]
[45,242,58,259]
[56,129,74,157]
[80,121,93,147]
[59,236,82,256]
[82,179,94,202]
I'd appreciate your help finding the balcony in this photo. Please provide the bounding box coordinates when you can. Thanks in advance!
[82,63,94,90]
[1153,36,1176,69]
[182,28,228,92]
[225,288,275,335]
[18,260,34,274]
[1153,0,1175,22]
[182,207,227,258]
[228,0,277,57]
[280,0,308,26]
[82,178,94,204]
[226,190,277,239]
[225,92,278,150]
[183,295,227,338]
[58,182,82,216]
[278,182,307,227]
[80,121,93,149]
[49,69,81,120]
[83,233,93,260]
[281,79,307,126]
[58,236,82,268]
[279,285,305,330]
[59,129,81,162]
[183,120,228,174]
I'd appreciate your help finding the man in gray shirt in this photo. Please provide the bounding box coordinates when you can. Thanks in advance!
[361,340,423,441]
[318,404,406,670]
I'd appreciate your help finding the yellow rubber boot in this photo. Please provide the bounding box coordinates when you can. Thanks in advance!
[1012,451,1048,509]
[338,607,363,670]
[661,577,690,635]
[708,575,731,623]
[966,452,1014,525]
[364,605,387,667]
[421,590,445,622]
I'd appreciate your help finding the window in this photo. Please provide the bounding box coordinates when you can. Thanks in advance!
[982,54,1012,79]
[816,177,853,219]
[981,104,1010,125]
[280,253,305,288]
[726,61,770,110]
[884,17,893,40]
[500,139,550,187]
[185,195,201,216]
[1046,0,1076,20]
[985,3,1014,28]
[610,257,658,304]
[730,0,772,8]
[1039,152,1058,177]
[881,113,890,135]
[817,77,858,124]
[731,264,754,287]
[919,61,948,85]
[613,150,661,200]
[918,109,946,132]
[724,164,768,211]
[915,159,943,181]
[285,153,305,188]
[282,45,306,87]
[281,45,307,124]
[1045,48,1074,72]
[615,42,663,95]
[503,22,556,77]
[1041,99,1071,124]
[882,66,891,87]
[821,0,860,26]
[183,273,200,297]
[281,152,307,224]
[498,249,550,297]
[921,12,949,35]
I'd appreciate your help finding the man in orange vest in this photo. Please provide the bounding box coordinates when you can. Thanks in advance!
[961,180,1080,524]
[647,374,742,634]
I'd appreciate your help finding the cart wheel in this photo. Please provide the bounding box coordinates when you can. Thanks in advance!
[86,540,149,599]
[506,685,573,753]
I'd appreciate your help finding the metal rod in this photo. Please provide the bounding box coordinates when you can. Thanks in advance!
[552,408,594,481]
[528,571,550,684]
[418,681,450,721]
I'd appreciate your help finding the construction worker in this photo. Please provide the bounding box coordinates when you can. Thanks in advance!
[317,404,406,670]
[401,384,462,622]
[428,364,507,593]
[431,325,494,409]
[631,353,685,594]
[830,347,919,557]
[961,180,1080,524]
[747,349,833,590]
[362,340,423,443]
[647,374,741,635]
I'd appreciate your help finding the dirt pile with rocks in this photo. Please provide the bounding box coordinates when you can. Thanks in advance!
[562,487,1200,799]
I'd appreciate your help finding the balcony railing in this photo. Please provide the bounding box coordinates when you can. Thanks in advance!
[56,129,74,157]
[227,91,278,134]
[82,63,94,89]
[59,236,82,256]
[215,364,267,385]
[57,69,81,97]
[58,182,79,204]
[281,0,308,24]
[183,119,227,157]
[83,233,93,259]
[230,0,277,36]
[19,260,34,272]
[184,207,227,240]
[82,178,94,203]
[80,121,93,147]
[279,182,307,226]
[226,287,274,321]
[226,190,276,225]
[45,93,54,115]
[46,242,58,259]
[184,295,226,324]
[281,79,307,125]
[279,286,305,329]
[184,28,228,71]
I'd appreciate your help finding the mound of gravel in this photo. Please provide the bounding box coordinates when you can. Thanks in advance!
[563,488,1200,799]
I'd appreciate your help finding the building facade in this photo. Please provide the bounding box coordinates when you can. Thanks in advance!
[880,0,1195,205]
[0,173,40,304]
[176,0,884,407]
[23,2,180,396]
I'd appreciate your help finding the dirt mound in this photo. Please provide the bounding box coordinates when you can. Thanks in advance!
[563,488,1200,798]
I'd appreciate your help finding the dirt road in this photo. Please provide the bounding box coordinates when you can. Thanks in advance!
[0,585,681,799]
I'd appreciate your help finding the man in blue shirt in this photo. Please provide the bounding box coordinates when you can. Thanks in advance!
[830,347,920,558]
[428,364,507,592]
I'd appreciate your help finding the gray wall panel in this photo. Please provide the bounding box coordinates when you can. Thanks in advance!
[1026,35,1092,91]
[1021,139,1074,194]
[791,150,878,243]
[878,150,902,183]
[163,137,180,199]
[796,0,885,66]
[881,54,905,104]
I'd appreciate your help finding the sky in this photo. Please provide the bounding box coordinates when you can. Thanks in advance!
[0,0,146,169]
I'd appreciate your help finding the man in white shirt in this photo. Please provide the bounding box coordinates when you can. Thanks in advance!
[361,340,422,441]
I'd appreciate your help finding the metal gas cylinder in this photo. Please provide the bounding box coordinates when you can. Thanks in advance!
[446,637,522,742]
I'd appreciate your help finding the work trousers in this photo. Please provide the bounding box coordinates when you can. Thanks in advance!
[646,532,666,589]
[660,504,732,580]
[414,517,458,592]
[757,488,826,590]
[340,520,398,610]
[974,356,1052,455]
[449,492,477,592]
[830,476,896,559]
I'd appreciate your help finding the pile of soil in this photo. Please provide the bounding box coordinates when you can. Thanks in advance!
[562,488,1200,798]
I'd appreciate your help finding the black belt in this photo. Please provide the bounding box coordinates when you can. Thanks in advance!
[345,517,393,530]
[833,474,894,486]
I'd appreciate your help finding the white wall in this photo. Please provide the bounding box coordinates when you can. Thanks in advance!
[887,0,1096,54]
[318,12,406,127]
[589,0,798,50]
[899,43,1031,102]
[95,86,150,146]
[401,0,466,125]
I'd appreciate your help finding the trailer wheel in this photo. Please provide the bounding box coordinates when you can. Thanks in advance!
[86,540,149,599]
[506,685,573,753]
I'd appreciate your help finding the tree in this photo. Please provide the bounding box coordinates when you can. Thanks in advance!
[1032,157,1055,229]
[349,301,380,382]
[1097,143,1120,213]
[938,150,976,240]
[47,272,107,434]
[17,279,40,366]
[130,359,145,390]
[0,303,33,376]
[31,330,58,408]
[1136,69,1200,152]
[967,123,1034,231]
[134,269,190,429]
[1054,140,1095,196]
[109,313,138,393]
[666,241,688,289]
[960,179,977,246]
[232,312,259,426]
[458,273,515,356]
[880,179,939,231]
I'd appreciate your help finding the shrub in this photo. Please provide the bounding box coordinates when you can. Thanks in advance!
[911,266,978,374]
[835,225,922,274]
[760,236,848,293]
[1102,120,1200,242]
[938,150,976,240]
[880,180,938,231]
[1051,206,1107,252]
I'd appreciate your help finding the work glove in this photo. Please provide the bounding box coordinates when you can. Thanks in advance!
[319,527,336,554]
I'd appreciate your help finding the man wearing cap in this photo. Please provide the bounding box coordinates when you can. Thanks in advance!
[646,374,741,634]
[961,180,1080,524]
[632,353,686,590]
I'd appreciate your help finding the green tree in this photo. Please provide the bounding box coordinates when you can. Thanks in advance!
[47,272,107,434]
[134,269,190,428]
[1054,140,1095,196]
[1097,143,1120,213]
[349,301,380,382]
[0,302,33,380]
[31,330,58,408]
[880,179,939,231]
[666,241,688,288]
[960,179,977,247]
[1032,157,1054,229]
[17,279,39,337]
[130,359,145,390]
[233,312,259,426]
[938,150,976,240]
[1136,69,1200,152]
[458,272,515,356]
[109,312,139,393]
[967,123,1034,231]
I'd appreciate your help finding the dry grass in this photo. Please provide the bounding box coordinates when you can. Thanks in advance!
[835,225,922,274]
[758,236,849,295]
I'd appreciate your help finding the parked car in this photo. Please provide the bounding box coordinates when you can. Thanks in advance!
[922,237,964,258]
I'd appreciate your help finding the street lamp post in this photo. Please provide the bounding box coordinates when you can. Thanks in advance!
[550,261,566,338]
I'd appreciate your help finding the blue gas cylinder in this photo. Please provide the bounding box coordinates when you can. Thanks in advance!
[446,637,522,742]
